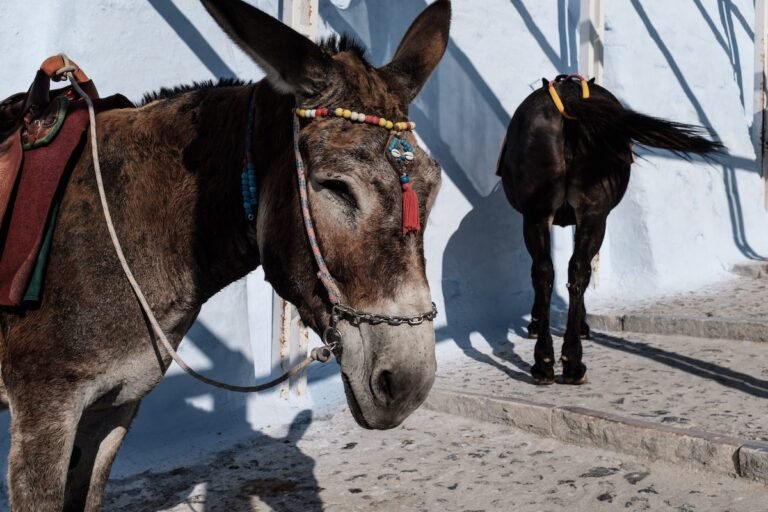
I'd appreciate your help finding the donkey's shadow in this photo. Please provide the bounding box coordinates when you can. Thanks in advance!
[104,410,321,512]
[0,323,324,512]
[438,186,567,383]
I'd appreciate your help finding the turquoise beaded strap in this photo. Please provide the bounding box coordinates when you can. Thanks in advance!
[242,88,258,221]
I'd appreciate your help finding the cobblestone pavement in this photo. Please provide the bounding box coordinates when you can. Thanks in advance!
[593,272,768,324]
[437,330,768,441]
[105,408,767,512]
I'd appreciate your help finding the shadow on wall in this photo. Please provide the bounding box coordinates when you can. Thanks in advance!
[147,0,237,79]
[321,0,571,365]
[0,324,324,511]
[630,0,765,261]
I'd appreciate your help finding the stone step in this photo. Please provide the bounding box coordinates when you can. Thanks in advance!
[425,388,768,483]
[732,262,768,279]
[552,310,768,343]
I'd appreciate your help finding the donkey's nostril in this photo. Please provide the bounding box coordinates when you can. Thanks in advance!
[373,369,402,405]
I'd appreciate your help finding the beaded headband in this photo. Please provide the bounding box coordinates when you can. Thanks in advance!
[295,107,421,235]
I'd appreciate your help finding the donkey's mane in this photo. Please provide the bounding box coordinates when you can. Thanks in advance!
[140,78,249,105]
[140,34,370,105]
[319,33,369,63]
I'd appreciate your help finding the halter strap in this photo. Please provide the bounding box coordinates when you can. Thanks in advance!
[292,114,344,304]
[548,74,590,119]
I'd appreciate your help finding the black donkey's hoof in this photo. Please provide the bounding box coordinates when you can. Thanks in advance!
[580,322,591,340]
[527,319,539,340]
[531,362,555,385]
[561,360,587,385]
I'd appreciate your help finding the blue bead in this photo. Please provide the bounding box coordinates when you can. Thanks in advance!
[400,175,410,184]
[247,163,256,172]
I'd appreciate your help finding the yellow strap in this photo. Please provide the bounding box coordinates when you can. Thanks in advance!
[548,85,576,120]
[548,76,590,119]
[580,79,590,99]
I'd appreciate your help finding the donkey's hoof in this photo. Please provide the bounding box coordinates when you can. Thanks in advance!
[561,362,588,385]
[527,320,539,339]
[562,374,588,385]
[531,363,555,385]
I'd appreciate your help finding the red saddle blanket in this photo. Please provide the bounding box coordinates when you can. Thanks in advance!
[0,57,132,306]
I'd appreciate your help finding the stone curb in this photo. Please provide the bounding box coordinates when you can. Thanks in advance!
[732,262,768,279]
[551,310,768,343]
[425,388,768,483]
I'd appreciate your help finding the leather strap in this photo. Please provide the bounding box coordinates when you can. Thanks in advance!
[40,55,89,83]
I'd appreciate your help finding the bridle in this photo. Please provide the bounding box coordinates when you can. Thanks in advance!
[324,302,439,350]
[63,54,437,392]
[289,106,438,354]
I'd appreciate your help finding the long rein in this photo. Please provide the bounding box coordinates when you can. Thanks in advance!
[64,61,436,393]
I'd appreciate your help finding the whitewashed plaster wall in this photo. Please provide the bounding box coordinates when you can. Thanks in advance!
[0,0,764,495]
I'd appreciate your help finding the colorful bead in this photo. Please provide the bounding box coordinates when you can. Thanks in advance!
[400,175,410,184]
[297,106,415,134]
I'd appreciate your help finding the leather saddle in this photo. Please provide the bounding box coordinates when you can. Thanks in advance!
[0,56,135,307]
[0,56,97,224]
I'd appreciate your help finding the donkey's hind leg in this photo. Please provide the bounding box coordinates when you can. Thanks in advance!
[523,215,556,384]
[562,214,607,384]
[7,388,85,512]
[63,400,140,512]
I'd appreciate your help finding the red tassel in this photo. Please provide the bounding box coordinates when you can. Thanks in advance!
[402,183,421,235]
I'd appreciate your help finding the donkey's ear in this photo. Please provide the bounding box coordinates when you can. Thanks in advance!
[380,0,451,103]
[588,77,596,84]
[201,0,332,96]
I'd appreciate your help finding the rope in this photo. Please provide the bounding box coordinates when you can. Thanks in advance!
[64,66,330,393]
[292,114,344,304]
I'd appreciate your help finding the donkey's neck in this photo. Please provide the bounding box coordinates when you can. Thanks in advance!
[122,81,295,306]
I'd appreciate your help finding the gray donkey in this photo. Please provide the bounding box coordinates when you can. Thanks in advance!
[0,0,452,509]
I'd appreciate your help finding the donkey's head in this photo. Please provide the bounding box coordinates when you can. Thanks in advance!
[202,0,450,429]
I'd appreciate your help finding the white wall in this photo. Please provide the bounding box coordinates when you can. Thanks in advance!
[0,0,765,496]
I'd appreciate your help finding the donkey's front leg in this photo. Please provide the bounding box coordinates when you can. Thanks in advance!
[64,401,140,512]
[523,215,556,384]
[562,214,606,384]
[7,389,84,512]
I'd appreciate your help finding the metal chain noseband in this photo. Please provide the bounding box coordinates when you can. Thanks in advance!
[334,302,438,327]
[322,302,438,351]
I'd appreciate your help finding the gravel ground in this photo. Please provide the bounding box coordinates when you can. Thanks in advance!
[437,329,768,442]
[590,273,767,324]
[104,407,767,512]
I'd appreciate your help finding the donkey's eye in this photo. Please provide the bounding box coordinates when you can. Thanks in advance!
[319,179,358,210]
